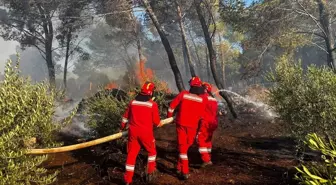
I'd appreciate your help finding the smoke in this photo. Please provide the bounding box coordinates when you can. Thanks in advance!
[9,47,50,82]
[0,38,18,72]
[60,115,91,138]
[54,101,91,138]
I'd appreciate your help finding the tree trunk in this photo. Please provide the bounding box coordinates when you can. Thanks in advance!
[221,58,226,87]
[45,22,55,88]
[128,11,142,86]
[133,16,144,62]
[121,43,137,87]
[47,24,55,88]
[188,28,202,71]
[176,1,196,77]
[195,0,237,118]
[142,0,185,91]
[205,46,210,81]
[136,36,143,61]
[218,34,226,87]
[37,4,55,88]
[135,22,143,86]
[317,0,336,71]
[182,41,190,78]
[63,30,72,91]
[45,39,55,88]
[135,37,143,86]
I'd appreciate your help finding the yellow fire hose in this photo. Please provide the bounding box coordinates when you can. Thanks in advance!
[26,117,174,155]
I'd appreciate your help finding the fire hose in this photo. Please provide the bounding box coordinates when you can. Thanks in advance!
[26,117,174,155]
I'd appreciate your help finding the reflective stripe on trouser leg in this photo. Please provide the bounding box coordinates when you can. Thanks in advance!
[199,146,211,163]
[147,155,156,174]
[180,154,188,160]
[148,155,156,162]
[124,137,141,183]
[180,153,189,174]
[124,164,135,184]
[143,137,157,174]
[199,147,208,153]
[125,164,135,172]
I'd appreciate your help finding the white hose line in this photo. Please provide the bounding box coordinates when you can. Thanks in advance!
[26,117,174,155]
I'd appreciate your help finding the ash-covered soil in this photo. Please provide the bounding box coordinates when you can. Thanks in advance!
[44,113,299,185]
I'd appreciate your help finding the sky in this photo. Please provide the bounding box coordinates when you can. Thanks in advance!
[246,0,254,5]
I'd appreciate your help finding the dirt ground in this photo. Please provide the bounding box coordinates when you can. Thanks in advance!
[44,114,298,185]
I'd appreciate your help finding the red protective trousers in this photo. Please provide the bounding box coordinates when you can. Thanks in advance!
[176,125,198,174]
[197,120,218,163]
[168,91,208,175]
[124,131,157,183]
[121,99,160,183]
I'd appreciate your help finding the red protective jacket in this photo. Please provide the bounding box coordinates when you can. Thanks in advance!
[204,94,218,123]
[120,99,160,134]
[167,90,208,128]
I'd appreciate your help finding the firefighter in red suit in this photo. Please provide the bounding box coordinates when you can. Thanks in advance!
[167,76,208,180]
[120,82,162,185]
[197,82,218,167]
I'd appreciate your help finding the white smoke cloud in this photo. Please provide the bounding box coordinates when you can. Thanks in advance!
[0,38,18,72]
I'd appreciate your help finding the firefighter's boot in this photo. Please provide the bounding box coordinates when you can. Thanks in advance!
[146,170,157,183]
[201,161,213,168]
[182,173,190,180]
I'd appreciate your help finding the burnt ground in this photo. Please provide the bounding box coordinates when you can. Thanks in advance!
[44,114,299,185]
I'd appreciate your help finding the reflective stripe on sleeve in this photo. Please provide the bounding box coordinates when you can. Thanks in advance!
[122,117,128,123]
[168,108,174,113]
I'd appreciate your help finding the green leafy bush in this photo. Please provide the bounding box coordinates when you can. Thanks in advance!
[267,55,336,140]
[295,133,336,185]
[0,59,62,185]
[85,94,129,137]
[151,78,173,116]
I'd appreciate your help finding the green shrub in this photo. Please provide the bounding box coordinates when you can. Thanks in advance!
[85,94,129,137]
[295,133,336,185]
[267,55,336,141]
[151,78,172,116]
[0,59,62,185]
